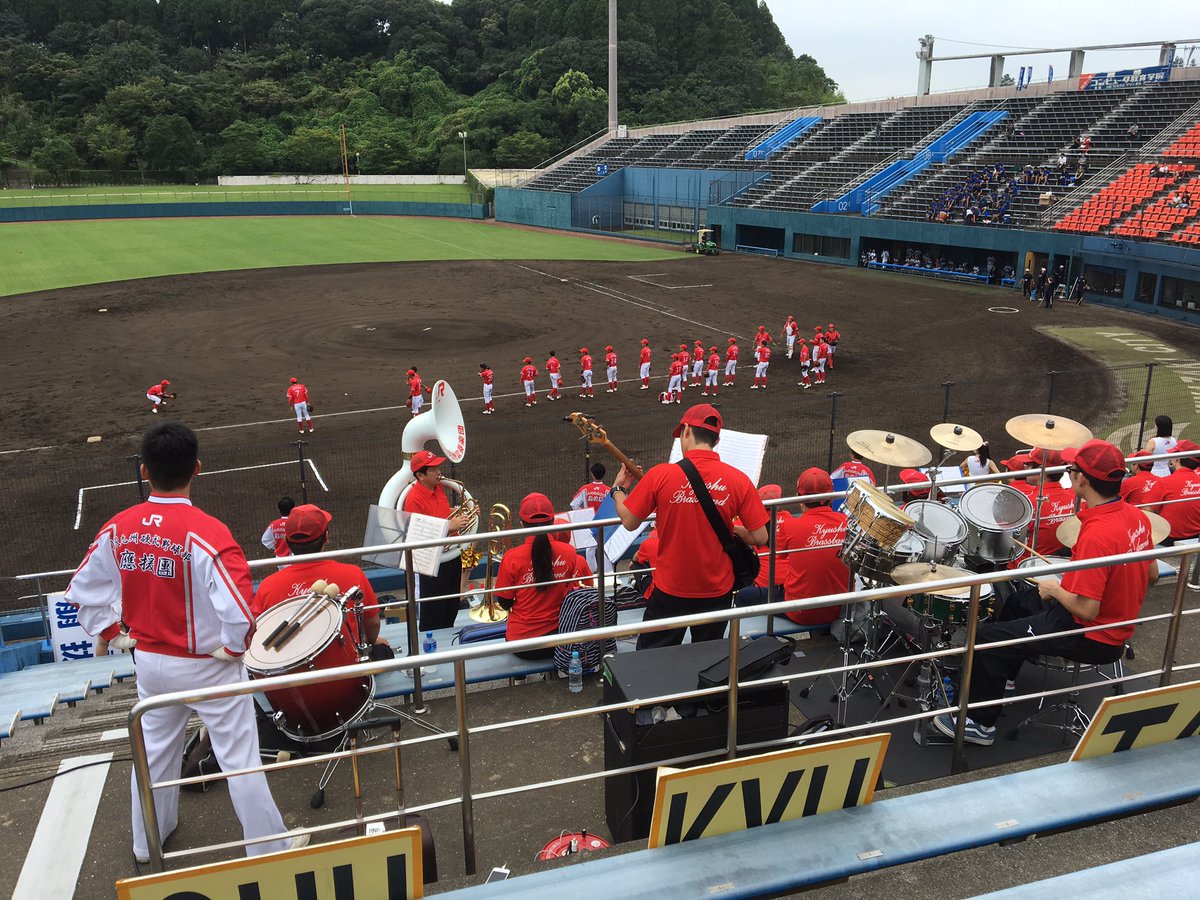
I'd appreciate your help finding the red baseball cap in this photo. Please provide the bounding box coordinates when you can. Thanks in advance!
[673,403,722,438]
[680,344,688,350]
[757,325,765,331]
[799,337,807,344]
[1175,439,1200,454]
[605,345,614,351]
[411,449,446,473]
[160,379,170,386]
[796,467,834,495]
[728,337,736,343]
[1005,453,1034,471]
[828,323,835,328]
[518,492,555,524]
[290,377,298,384]
[695,340,703,345]
[709,346,718,352]
[1062,439,1127,481]
[579,347,588,354]
[285,504,331,541]
[1130,448,1154,471]
[641,338,649,345]
[899,467,930,486]
[523,357,531,364]
[758,483,783,501]
[406,369,416,377]
[1029,447,1063,468]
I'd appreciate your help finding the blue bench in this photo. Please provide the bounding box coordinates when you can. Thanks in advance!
[434,738,1200,899]
[972,840,1200,897]
[0,707,19,742]
[0,651,135,738]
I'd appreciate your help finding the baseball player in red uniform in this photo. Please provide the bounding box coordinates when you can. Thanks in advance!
[546,351,562,401]
[520,357,538,407]
[260,496,295,557]
[64,422,300,863]
[826,323,840,369]
[724,338,739,385]
[674,344,690,393]
[702,346,720,396]
[751,341,771,389]
[407,368,430,415]
[690,341,705,387]
[286,377,314,434]
[605,345,618,392]
[579,347,594,398]
[812,335,828,384]
[478,363,495,414]
[638,339,651,390]
[797,338,812,389]
[783,316,798,358]
[146,379,173,414]
[665,357,685,404]
[754,325,772,347]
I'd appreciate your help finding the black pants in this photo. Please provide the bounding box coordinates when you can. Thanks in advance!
[513,646,556,661]
[416,558,463,631]
[635,588,732,650]
[967,585,1123,727]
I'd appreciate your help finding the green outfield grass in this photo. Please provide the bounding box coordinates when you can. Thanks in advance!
[0,216,679,297]
[0,182,473,207]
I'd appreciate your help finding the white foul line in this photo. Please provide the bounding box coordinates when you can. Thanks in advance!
[306,458,329,492]
[628,274,714,290]
[12,752,113,900]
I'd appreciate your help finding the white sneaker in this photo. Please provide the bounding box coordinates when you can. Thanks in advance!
[288,833,311,851]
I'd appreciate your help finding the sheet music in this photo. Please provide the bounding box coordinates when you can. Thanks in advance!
[669,427,769,485]
[604,516,650,569]
[564,508,597,551]
[406,513,452,577]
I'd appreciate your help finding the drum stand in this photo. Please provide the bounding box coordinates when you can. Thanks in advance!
[866,611,956,745]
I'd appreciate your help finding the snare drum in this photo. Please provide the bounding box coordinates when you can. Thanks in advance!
[910,582,994,629]
[855,530,926,583]
[244,595,373,743]
[958,484,1034,563]
[903,500,968,564]
[844,481,914,549]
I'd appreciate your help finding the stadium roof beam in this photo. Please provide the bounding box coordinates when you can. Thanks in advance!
[915,35,1200,94]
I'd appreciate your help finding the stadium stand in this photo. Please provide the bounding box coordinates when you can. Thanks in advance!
[1052,162,1193,233]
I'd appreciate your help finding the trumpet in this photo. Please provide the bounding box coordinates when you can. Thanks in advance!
[469,502,512,622]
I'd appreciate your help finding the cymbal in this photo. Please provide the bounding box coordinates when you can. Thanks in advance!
[1005,414,1093,451]
[930,422,983,452]
[890,562,974,586]
[1056,510,1170,549]
[846,430,932,468]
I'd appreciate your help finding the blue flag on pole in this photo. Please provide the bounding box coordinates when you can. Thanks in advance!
[1017,66,1026,90]
[1048,65,1054,84]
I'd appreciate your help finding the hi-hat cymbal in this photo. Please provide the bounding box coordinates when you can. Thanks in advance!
[930,422,983,452]
[1056,510,1170,549]
[1005,414,1093,451]
[846,430,932,468]
[890,562,973,586]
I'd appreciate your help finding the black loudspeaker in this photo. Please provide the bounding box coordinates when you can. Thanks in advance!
[602,640,791,843]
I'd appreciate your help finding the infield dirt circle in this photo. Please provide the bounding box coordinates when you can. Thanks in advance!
[4,254,1199,598]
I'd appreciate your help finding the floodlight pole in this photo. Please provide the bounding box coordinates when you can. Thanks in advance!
[608,0,618,131]
[458,131,468,180]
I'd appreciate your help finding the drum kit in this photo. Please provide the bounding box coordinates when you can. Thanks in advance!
[816,411,1119,742]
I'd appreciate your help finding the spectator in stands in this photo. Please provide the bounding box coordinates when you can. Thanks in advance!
[775,468,848,627]
[1081,134,1092,154]
[1126,122,1140,143]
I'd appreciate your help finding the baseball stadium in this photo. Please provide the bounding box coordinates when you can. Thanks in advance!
[2,3,1200,898]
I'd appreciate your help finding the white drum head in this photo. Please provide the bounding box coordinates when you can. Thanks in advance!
[245,595,342,674]
[959,484,1033,531]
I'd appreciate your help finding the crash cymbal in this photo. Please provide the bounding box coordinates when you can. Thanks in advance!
[1005,414,1092,451]
[1056,510,1170,549]
[930,422,983,452]
[846,430,932,468]
[889,562,973,587]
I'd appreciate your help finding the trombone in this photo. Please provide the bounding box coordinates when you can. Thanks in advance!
[469,503,512,622]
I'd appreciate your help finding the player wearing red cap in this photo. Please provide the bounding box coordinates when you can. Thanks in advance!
[797,337,812,389]
[939,439,1152,746]
[407,368,431,415]
[605,345,618,392]
[777,468,848,625]
[578,348,594,398]
[403,449,473,629]
[1156,440,1200,541]
[754,325,772,347]
[723,337,739,385]
[545,351,562,401]
[146,379,174,414]
[638,339,651,390]
[520,357,538,407]
[812,335,828,384]
[478,363,495,415]
[690,340,705,388]
[783,316,798,359]
[286,377,313,434]
[825,323,840,369]
[702,346,720,396]
[665,357,685,404]
[611,404,769,648]
[674,344,690,393]
[751,341,771,389]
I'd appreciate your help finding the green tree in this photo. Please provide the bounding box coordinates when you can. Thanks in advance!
[213,119,275,173]
[280,125,340,173]
[494,129,555,168]
[142,114,199,172]
[31,136,82,183]
[552,69,606,139]
[85,122,136,170]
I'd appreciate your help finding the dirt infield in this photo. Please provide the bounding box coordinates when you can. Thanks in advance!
[4,255,1200,605]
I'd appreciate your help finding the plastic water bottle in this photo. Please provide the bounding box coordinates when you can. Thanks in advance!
[421,631,438,675]
[568,651,583,693]
[942,676,955,706]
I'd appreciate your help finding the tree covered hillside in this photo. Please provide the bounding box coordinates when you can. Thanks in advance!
[0,0,843,179]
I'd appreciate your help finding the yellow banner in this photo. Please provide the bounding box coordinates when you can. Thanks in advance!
[116,828,422,900]
[646,733,889,849]
[1072,680,1200,761]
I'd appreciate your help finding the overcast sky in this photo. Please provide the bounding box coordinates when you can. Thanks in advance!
[763,1,1200,102]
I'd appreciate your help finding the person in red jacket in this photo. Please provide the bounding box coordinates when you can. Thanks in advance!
[777,468,848,625]
[724,337,739,385]
[751,341,771,389]
[545,351,562,401]
[286,376,314,434]
[702,346,721,396]
[64,422,301,863]
[260,496,295,557]
[638,339,652,390]
[520,357,538,407]
[578,347,594,398]
[1156,439,1200,543]
[605,345,619,392]
[478,363,495,415]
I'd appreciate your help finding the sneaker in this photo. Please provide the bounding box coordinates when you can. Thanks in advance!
[932,713,995,746]
[750,384,758,390]
[525,402,532,408]
[288,833,311,851]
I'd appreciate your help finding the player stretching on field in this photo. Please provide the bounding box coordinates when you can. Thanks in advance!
[287,377,314,434]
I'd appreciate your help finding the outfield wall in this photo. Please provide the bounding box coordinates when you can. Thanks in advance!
[217,175,468,186]
[0,199,487,224]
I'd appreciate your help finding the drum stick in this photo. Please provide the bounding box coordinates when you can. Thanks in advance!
[274,587,344,651]
[263,579,331,649]
[1013,539,1052,563]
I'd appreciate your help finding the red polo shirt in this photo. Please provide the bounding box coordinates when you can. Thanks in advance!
[1059,499,1152,646]
[1156,468,1200,538]
[777,506,848,624]
[495,537,591,641]
[635,532,660,599]
[1120,471,1165,509]
[403,479,452,518]
[254,559,379,643]
[1030,482,1077,557]
[623,450,769,598]
[753,510,792,588]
